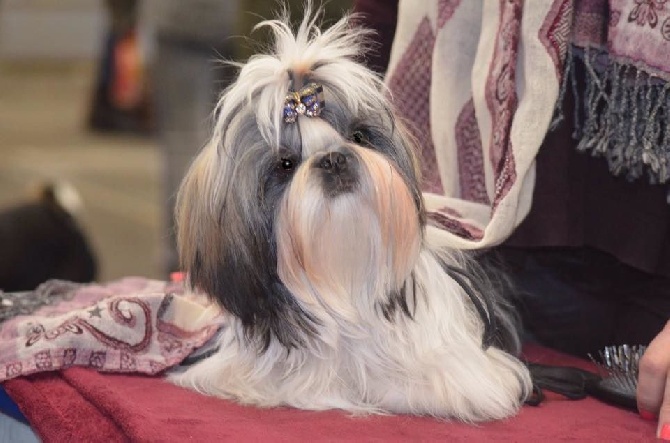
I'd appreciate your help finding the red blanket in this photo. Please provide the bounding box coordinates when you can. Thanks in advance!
[2,344,656,442]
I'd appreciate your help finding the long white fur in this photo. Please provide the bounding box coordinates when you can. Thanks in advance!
[169,5,532,422]
[171,246,531,421]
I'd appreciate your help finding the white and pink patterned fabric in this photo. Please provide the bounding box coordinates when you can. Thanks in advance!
[0,278,223,382]
[387,0,670,248]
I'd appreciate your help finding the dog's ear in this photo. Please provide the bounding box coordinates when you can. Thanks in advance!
[175,144,317,351]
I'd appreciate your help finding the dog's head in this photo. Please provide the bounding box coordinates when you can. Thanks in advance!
[176,8,426,349]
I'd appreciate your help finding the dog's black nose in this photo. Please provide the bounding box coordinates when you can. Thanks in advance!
[317,152,348,173]
[313,149,358,197]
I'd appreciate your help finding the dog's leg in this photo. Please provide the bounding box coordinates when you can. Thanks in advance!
[364,251,531,421]
[369,344,529,421]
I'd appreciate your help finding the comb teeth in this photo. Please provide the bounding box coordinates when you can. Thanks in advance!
[588,344,646,395]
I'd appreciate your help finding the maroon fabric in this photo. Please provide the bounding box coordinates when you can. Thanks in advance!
[2,344,656,442]
[352,0,398,74]
[505,61,670,278]
[3,373,124,442]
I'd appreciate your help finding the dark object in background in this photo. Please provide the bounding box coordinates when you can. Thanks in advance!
[88,0,152,135]
[0,184,97,292]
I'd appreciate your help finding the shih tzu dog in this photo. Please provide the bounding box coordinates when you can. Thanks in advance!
[169,7,532,422]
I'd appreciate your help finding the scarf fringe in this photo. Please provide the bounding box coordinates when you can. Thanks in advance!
[553,46,670,185]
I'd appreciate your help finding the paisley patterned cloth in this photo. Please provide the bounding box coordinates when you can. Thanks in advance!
[387,0,670,249]
[0,278,223,382]
[387,1,557,249]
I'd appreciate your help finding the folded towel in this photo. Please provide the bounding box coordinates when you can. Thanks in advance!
[2,344,656,442]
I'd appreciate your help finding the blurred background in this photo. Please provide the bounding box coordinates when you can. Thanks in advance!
[0,0,161,283]
[0,0,352,288]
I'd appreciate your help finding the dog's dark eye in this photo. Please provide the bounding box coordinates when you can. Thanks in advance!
[280,158,294,171]
[351,130,367,145]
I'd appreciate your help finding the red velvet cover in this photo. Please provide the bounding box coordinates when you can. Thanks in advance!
[2,345,656,442]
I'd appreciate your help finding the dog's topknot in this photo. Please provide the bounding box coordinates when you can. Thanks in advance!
[212,4,384,149]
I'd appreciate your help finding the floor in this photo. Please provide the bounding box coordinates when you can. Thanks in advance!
[0,60,164,283]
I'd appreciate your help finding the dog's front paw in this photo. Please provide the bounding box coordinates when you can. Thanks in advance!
[461,350,532,421]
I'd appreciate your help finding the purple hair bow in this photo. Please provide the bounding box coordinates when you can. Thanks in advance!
[283,83,325,123]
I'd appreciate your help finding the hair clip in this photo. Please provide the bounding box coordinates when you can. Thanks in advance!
[283,83,325,123]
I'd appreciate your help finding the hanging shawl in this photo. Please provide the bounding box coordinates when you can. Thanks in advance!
[565,0,670,184]
[386,0,670,248]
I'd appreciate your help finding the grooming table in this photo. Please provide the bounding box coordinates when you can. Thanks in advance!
[0,344,655,442]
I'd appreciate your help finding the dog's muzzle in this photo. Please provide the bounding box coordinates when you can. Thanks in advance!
[313,147,359,197]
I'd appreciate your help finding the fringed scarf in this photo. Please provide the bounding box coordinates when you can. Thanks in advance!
[564,0,670,184]
[387,0,670,248]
